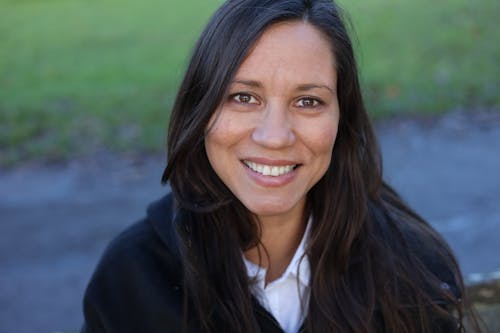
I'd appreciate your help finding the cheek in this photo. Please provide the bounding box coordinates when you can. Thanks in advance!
[308,121,339,156]
[205,125,226,169]
[305,120,339,181]
[205,113,233,151]
[206,110,244,146]
[319,128,337,171]
[204,113,243,173]
[205,117,224,173]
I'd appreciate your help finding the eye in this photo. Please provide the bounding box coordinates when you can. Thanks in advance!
[296,97,321,108]
[232,93,259,105]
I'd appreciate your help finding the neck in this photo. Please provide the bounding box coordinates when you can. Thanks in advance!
[244,204,307,284]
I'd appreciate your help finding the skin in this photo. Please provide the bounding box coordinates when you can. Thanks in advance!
[205,21,340,282]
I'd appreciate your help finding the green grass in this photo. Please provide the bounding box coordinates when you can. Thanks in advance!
[340,0,499,117]
[1,0,499,165]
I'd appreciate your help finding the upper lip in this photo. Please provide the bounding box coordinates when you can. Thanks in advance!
[241,157,300,166]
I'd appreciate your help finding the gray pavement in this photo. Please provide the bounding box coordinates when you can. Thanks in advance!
[1,110,499,333]
[378,111,500,276]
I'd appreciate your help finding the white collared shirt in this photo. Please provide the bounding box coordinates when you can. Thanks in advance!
[243,220,311,333]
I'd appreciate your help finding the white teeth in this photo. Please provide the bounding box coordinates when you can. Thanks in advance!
[244,161,296,177]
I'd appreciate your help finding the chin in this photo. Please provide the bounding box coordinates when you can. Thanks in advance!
[244,202,296,218]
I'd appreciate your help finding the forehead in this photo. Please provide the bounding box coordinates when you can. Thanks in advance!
[234,21,336,83]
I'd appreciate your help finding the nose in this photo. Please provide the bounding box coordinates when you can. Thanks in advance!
[251,103,296,149]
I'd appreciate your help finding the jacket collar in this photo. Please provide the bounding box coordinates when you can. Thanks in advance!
[146,192,182,261]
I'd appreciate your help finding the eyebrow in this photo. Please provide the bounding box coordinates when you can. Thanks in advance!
[296,83,335,94]
[231,79,335,94]
[232,79,261,88]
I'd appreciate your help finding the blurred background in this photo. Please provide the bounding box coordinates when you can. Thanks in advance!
[0,0,499,332]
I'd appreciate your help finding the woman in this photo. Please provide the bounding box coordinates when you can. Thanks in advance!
[82,0,480,332]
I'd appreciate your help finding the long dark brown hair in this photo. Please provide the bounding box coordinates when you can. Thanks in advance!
[162,0,480,331]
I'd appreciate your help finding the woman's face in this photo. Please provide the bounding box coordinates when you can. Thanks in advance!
[205,21,340,221]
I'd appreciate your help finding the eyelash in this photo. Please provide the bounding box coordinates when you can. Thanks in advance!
[295,97,322,108]
[229,93,323,109]
[231,93,259,105]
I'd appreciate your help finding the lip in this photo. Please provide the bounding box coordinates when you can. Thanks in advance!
[241,157,299,166]
[241,157,300,187]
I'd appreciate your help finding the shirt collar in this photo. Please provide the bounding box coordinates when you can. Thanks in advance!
[285,216,311,286]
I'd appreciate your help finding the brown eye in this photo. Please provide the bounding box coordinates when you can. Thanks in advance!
[233,93,258,104]
[296,97,320,108]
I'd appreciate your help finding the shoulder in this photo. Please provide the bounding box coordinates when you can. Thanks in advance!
[373,184,458,281]
[369,193,464,331]
[370,192,462,300]
[82,193,184,333]
[91,192,181,281]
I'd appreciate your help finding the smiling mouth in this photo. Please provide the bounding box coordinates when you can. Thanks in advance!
[243,160,298,176]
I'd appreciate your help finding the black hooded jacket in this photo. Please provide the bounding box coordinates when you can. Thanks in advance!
[81,193,460,333]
